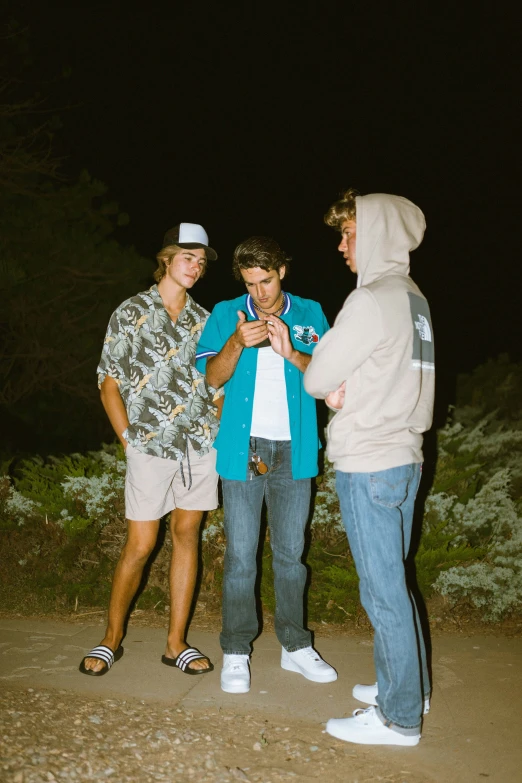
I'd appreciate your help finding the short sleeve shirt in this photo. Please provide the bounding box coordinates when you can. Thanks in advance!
[97,285,219,460]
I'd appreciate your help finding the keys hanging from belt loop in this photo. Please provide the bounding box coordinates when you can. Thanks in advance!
[248,452,269,476]
[248,437,269,478]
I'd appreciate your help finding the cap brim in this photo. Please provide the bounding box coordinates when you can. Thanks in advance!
[177,242,217,261]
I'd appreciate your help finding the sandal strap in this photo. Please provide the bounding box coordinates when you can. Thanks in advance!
[85,645,116,669]
[176,647,207,671]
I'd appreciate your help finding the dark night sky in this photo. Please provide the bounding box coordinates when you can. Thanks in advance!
[10,1,520,416]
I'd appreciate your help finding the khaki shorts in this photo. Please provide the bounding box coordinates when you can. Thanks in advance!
[125,442,219,521]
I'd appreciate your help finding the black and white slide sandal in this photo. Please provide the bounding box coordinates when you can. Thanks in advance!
[161,646,214,675]
[79,645,124,676]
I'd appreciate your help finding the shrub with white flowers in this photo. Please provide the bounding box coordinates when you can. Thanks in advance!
[62,473,125,525]
[426,360,522,620]
[0,476,41,526]
[2,358,521,623]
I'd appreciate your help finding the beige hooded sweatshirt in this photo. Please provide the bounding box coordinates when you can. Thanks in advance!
[304,193,434,472]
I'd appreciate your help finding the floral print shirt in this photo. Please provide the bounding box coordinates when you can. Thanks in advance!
[97,285,219,460]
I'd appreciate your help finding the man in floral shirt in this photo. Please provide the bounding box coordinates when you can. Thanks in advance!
[80,223,221,678]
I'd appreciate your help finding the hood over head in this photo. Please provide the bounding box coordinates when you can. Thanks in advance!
[355,193,426,288]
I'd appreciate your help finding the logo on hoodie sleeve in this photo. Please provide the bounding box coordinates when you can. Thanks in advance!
[408,293,434,372]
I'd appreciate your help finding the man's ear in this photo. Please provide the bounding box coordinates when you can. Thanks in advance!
[279,265,286,280]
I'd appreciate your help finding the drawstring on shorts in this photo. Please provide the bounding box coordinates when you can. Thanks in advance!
[179,433,193,490]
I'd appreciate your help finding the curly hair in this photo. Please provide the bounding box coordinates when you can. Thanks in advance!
[232,236,291,281]
[324,187,359,230]
[154,244,206,283]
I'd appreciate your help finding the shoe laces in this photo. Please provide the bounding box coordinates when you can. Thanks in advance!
[299,647,320,661]
[225,655,248,671]
[353,706,378,724]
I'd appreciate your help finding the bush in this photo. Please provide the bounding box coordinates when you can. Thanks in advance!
[427,358,522,620]
[1,357,521,624]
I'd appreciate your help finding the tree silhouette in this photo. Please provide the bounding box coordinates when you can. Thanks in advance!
[0,20,151,453]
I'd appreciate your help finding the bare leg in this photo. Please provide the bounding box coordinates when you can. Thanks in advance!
[83,519,160,672]
[163,508,210,671]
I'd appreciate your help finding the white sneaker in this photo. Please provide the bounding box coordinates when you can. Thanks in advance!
[281,646,337,683]
[352,682,430,714]
[221,654,250,694]
[326,706,420,746]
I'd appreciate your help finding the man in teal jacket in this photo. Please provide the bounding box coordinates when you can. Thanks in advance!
[196,236,337,694]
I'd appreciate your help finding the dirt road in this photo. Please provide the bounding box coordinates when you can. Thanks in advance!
[1,686,433,783]
[1,616,521,782]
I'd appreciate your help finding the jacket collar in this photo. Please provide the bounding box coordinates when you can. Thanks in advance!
[246,291,291,319]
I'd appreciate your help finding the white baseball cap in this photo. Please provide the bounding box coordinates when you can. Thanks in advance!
[162,222,217,260]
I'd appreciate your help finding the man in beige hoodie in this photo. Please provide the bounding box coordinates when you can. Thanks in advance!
[304,190,434,746]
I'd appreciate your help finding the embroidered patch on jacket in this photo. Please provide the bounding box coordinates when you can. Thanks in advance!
[293,325,319,345]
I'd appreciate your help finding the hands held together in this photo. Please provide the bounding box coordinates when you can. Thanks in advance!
[233,311,343,402]
[234,310,294,359]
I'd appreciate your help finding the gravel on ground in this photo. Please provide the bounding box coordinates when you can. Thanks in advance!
[0,686,434,783]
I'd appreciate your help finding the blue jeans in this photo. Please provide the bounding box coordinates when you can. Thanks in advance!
[336,463,430,733]
[220,438,312,654]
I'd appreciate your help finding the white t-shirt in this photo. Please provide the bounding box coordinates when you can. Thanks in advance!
[250,347,291,440]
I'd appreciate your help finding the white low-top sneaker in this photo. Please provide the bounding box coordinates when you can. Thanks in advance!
[352,682,430,715]
[326,706,421,746]
[221,654,250,693]
[281,646,337,683]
